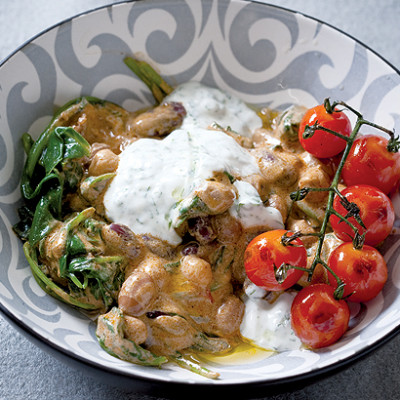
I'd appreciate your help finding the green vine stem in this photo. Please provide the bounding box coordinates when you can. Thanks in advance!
[281,98,398,299]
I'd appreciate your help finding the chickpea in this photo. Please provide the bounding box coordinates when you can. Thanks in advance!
[123,315,148,344]
[118,271,157,316]
[180,255,213,287]
[195,181,235,214]
[214,295,244,336]
[88,148,119,176]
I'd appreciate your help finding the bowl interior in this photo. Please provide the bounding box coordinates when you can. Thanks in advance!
[1,0,400,385]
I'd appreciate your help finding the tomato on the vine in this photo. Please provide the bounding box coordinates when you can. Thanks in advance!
[244,229,306,291]
[298,104,352,158]
[291,283,350,349]
[328,242,387,302]
[330,184,394,247]
[341,134,400,195]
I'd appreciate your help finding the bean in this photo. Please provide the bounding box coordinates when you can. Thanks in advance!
[149,315,196,353]
[243,174,270,200]
[286,217,318,247]
[298,166,331,204]
[43,223,67,261]
[136,255,170,291]
[88,148,119,176]
[180,255,213,287]
[154,315,190,336]
[181,242,199,256]
[188,216,216,244]
[214,295,244,336]
[118,271,157,316]
[255,149,299,186]
[212,213,243,244]
[127,101,186,138]
[101,223,144,260]
[195,181,235,214]
[123,315,148,344]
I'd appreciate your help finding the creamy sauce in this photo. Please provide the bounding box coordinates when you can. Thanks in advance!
[104,83,282,245]
[164,81,262,136]
[240,283,302,351]
[230,180,283,229]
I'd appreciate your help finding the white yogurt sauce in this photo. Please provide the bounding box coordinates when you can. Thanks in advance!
[104,128,282,244]
[230,180,283,230]
[104,82,282,245]
[240,283,302,351]
[164,81,262,137]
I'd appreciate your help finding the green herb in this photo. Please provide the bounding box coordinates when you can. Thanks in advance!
[172,196,209,228]
[277,107,301,142]
[223,170,236,184]
[163,261,181,273]
[80,173,116,202]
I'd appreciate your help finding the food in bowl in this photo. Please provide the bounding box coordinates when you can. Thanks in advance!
[13,58,398,378]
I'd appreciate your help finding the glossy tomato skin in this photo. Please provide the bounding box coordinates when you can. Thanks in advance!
[342,135,400,195]
[298,104,352,158]
[244,229,306,291]
[291,283,350,349]
[330,184,394,247]
[328,243,387,302]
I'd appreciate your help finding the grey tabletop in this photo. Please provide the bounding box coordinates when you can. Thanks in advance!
[1,1,400,399]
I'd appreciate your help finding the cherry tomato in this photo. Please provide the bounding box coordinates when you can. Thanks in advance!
[291,283,350,349]
[341,134,400,195]
[330,184,394,247]
[328,243,387,302]
[298,104,352,158]
[244,230,306,291]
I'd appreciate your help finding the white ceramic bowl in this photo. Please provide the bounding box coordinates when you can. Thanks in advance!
[1,0,400,388]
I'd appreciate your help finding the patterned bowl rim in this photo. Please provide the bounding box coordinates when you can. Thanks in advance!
[1,0,400,388]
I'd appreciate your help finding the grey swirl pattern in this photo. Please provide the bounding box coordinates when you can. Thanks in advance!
[0,0,400,385]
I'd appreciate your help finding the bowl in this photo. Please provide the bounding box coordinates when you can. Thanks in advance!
[1,0,400,388]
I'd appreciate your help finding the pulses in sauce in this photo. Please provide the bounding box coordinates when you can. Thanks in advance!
[18,75,337,378]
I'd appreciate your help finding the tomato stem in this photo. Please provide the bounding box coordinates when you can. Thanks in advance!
[286,99,396,298]
[285,99,397,298]
[290,187,332,201]
[303,122,352,142]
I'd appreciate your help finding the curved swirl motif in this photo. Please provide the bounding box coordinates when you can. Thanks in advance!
[54,28,133,97]
[128,1,196,64]
[360,73,400,123]
[1,0,400,385]
[2,43,57,196]
[229,3,299,72]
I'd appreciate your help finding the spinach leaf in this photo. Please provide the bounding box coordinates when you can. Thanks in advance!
[23,242,100,310]
[28,187,62,246]
[17,126,90,246]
